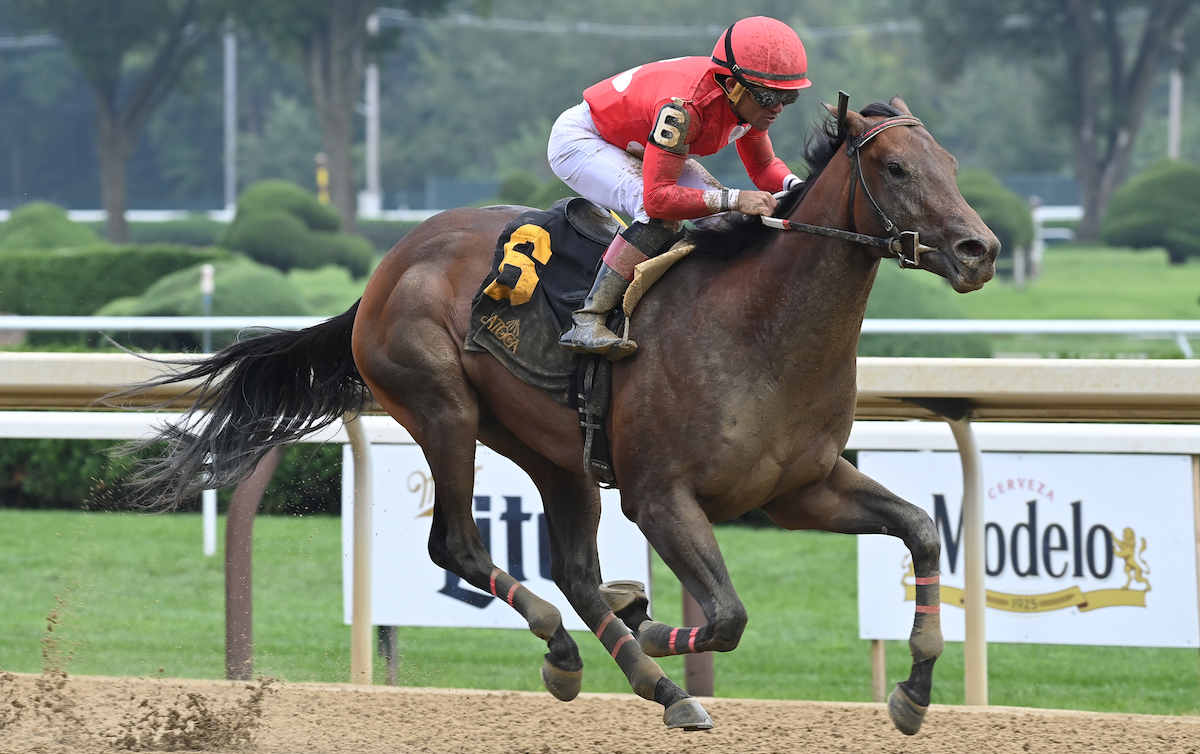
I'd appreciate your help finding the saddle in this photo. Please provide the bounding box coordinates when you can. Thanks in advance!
[465,198,696,487]
[464,198,624,485]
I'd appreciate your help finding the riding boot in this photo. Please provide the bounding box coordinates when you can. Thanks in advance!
[559,220,678,361]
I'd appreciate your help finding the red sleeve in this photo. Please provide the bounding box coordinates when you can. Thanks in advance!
[641,144,720,221]
[736,128,792,192]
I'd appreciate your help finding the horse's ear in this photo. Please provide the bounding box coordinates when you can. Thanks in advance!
[822,102,869,138]
[889,95,913,117]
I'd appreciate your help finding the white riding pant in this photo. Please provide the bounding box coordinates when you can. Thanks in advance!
[547,102,725,224]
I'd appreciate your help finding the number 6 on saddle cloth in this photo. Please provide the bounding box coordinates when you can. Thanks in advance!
[466,198,644,485]
[466,197,630,392]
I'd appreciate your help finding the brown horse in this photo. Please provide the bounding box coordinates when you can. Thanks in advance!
[125,97,997,734]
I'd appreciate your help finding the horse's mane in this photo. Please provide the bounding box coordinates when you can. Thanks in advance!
[686,101,904,262]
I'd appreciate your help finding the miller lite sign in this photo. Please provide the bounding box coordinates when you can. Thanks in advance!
[857,452,1199,648]
[341,444,650,630]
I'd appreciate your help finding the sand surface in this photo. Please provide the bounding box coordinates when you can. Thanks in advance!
[1,672,1198,753]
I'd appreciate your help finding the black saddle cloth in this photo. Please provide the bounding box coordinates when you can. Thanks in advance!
[465,197,622,402]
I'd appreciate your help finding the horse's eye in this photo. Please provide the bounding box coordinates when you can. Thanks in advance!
[887,163,905,177]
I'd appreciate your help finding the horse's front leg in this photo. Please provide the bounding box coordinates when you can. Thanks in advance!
[613,487,750,658]
[761,456,944,736]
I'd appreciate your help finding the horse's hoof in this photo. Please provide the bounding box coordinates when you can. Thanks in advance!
[540,659,582,702]
[599,580,648,614]
[887,684,928,736]
[663,697,713,731]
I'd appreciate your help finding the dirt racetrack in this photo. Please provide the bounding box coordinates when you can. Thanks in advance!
[1,672,1198,753]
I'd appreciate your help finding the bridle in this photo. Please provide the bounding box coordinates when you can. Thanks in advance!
[760,94,938,269]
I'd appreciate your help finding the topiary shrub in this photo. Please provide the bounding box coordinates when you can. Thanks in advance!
[0,437,341,514]
[496,172,540,205]
[1101,159,1200,264]
[0,244,229,316]
[306,231,374,277]
[96,257,312,350]
[0,438,140,509]
[358,219,419,252]
[222,180,379,277]
[0,202,101,250]
[288,265,366,315]
[957,169,1034,257]
[97,257,311,318]
[527,178,575,209]
[221,210,312,271]
[232,179,341,233]
[127,216,226,247]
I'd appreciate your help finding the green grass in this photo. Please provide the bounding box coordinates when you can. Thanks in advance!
[2,510,1197,714]
[957,245,1200,319]
[946,245,1200,358]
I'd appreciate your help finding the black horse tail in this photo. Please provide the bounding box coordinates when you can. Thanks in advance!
[114,300,370,511]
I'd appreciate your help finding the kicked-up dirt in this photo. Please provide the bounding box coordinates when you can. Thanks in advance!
[0,671,1198,753]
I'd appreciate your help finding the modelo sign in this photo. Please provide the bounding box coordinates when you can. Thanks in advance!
[341,444,649,630]
[857,452,1199,648]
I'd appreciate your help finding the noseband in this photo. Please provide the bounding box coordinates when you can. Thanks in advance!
[760,115,938,268]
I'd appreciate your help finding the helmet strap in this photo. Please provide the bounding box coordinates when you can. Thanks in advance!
[722,78,746,106]
[722,22,755,93]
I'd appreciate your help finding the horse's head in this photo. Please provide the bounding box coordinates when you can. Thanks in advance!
[830,96,999,293]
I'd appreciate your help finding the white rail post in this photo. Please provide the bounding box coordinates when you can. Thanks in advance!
[202,489,218,556]
[947,416,987,705]
[1192,456,1199,679]
[346,413,374,684]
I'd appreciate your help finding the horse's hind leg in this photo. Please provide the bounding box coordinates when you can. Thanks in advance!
[540,475,712,730]
[761,456,944,736]
[418,425,581,699]
[359,340,578,699]
[480,422,710,730]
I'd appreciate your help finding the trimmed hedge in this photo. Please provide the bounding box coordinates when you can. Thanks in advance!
[0,244,229,316]
[957,169,1034,254]
[96,257,311,318]
[496,172,540,205]
[0,438,341,516]
[527,179,575,210]
[128,216,226,247]
[221,180,379,275]
[95,256,310,351]
[307,231,374,277]
[232,179,341,233]
[0,202,101,250]
[288,265,366,316]
[1101,159,1200,264]
[222,210,312,271]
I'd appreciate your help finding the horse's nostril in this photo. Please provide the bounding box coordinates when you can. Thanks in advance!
[956,239,986,258]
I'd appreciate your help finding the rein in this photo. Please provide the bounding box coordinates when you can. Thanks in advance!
[760,114,938,268]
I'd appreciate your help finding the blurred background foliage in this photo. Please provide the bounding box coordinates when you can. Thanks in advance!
[0,0,1194,210]
[0,0,1198,512]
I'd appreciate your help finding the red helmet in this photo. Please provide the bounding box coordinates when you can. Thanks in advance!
[711,17,811,92]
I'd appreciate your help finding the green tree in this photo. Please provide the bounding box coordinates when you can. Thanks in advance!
[911,0,1197,241]
[6,0,230,242]
[237,1,445,235]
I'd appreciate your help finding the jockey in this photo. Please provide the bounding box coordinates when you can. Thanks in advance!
[548,16,811,360]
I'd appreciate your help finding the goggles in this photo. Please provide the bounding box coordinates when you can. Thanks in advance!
[746,83,800,109]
